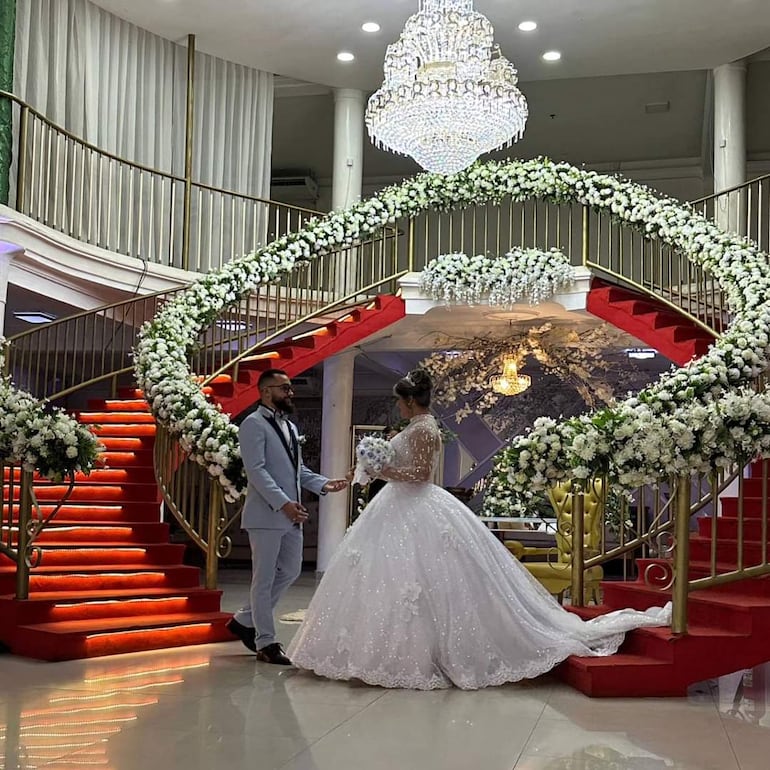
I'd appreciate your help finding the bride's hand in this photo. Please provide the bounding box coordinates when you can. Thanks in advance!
[345,467,355,482]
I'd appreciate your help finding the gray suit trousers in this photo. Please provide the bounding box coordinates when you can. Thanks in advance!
[233,526,303,649]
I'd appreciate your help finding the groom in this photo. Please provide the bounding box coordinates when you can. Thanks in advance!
[227,368,347,664]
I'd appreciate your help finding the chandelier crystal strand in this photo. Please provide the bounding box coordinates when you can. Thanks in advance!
[490,354,531,396]
[366,0,528,175]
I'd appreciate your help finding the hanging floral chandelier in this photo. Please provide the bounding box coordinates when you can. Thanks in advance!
[365,0,529,176]
[490,354,531,396]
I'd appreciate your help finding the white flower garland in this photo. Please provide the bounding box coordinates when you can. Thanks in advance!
[0,342,102,481]
[420,247,575,307]
[134,157,770,500]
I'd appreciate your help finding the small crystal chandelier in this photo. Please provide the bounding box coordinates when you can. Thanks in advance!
[365,0,528,176]
[490,354,531,396]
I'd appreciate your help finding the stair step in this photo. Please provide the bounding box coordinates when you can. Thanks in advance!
[90,424,157,437]
[0,525,171,546]
[602,581,759,634]
[0,543,186,568]
[721,495,768,516]
[0,587,222,624]
[11,611,233,661]
[88,398,150,412]
[7,484,160,503]
[99,450,155,467]
[558,654,681,698]
[77,412,156,424]
[97,436,154,450]
[5,502,162,522]
[699,516,770,541]
[0,564,201,593]
[5,467,157,485]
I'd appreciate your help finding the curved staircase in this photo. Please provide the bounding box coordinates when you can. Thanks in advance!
[0,294,405,660]
[587,277,716,366]
[561,462,770,696]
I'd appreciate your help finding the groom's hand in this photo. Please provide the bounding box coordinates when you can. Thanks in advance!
[281,501,309,524]
[323,479,348,493]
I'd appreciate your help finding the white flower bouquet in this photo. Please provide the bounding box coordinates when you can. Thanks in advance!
[353,435,395,486]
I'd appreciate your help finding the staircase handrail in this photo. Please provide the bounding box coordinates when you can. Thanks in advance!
[0,90,321,272]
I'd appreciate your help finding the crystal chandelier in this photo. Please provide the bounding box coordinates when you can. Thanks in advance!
[490,354,531,396]
[365,0,528,175]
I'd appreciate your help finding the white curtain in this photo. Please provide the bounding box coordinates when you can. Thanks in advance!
[13,0,274,269]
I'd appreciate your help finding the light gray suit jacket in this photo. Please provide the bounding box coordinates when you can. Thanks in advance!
[239,405,328,530]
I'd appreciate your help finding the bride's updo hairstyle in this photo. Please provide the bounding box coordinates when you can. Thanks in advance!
[393,368,432,408]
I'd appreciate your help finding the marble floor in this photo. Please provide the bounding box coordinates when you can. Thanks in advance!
[2,569,770,770]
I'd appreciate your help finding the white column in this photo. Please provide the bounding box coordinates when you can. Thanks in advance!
[713,61,747,233]
[315,90,366,572]
[317,349,357,572]
[331,90,365,297]
[331,88,365,211]
[0,247,20,338]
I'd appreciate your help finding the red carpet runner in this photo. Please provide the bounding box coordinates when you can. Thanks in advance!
[0,295,406,660]
[586,278,716,366]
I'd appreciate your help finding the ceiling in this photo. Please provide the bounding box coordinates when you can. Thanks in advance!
[89,1,770,90]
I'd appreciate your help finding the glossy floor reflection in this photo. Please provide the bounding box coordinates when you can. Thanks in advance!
[1,569,769,769]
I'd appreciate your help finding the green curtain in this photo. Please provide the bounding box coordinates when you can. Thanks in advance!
[0,0,15,205]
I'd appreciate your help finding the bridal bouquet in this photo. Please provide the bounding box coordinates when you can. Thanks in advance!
[353,435,395,486]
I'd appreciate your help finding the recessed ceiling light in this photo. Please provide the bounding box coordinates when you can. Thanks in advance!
[542,50,562,62]
[14,311,57,324]
[362,22,380,33]
[518,21,537,32]
[337,51,355,62]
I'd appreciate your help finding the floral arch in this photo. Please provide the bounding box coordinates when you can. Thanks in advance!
[133,158,770,500]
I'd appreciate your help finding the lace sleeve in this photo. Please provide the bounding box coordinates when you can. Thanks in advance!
[379,421,440,482]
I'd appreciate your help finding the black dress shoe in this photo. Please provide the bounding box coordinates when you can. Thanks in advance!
[256,642,292,665]
[226,618,257,653]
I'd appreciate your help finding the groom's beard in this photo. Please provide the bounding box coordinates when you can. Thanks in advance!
[274,396,295,414]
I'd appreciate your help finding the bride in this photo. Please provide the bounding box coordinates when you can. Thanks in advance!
[287,369,671,690]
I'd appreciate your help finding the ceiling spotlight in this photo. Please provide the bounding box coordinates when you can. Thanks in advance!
[337,51,355,62]
[362,22,380,33]
[542,50,562,62]
[518,21,537,32]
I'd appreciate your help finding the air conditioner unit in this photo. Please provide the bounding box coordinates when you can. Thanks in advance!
[290,376,321,394]
[270,170,319,202]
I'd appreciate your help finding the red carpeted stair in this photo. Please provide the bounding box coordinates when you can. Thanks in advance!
[0,397,233,660]
[209,293,406,416]
[559,463,770,696]
[586,278,716,366]
[0,293,406,660]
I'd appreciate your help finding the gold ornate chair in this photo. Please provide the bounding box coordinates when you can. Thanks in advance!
[505,479,605,604]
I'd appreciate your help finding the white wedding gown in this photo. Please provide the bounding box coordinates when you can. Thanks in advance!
[288,414,671,690]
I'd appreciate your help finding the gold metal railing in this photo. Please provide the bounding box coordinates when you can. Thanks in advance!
[0,464,76,599]
[691,173,770,251]
[4,90,320,273]
[154,425,235,591]
[3,287,186,403]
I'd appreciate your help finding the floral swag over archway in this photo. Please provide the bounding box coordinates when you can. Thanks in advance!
[133,158,770,502]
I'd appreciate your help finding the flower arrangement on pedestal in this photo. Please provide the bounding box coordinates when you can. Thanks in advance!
[0,341,102,481]
[133,156,770,502]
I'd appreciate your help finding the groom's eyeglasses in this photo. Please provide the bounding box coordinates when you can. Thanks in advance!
[267,384,294,394]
